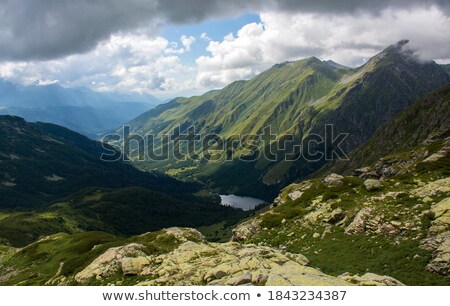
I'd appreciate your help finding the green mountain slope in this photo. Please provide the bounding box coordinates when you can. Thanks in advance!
[317,84,450,176]
[228,85,450,284]
[0,115,200,209]
[0,115,248,246]
[121,41,450,199]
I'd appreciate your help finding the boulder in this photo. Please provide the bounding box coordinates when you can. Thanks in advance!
[75,243,147,284]
[364,179,382,191]
[423,146,450,163]
[323,173,344,186]
[231,219,262,241]
[353,167,378,179]
[339,273,405,286]
[345,208,372,234]
[429,198,450,234]
[427,236,450,276]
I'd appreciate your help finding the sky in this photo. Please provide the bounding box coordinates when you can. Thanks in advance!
[0,0,449,99]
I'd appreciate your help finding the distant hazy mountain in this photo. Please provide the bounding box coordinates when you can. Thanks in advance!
[122,41,450,199]
[0,80,160,137]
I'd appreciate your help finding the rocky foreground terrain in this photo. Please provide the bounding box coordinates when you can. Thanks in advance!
[0,133,448,285]
[232,134,450,285]
[0,227,404,286]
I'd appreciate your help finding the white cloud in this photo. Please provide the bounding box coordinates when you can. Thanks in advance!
[180,35,196,51]
[0,33,196,97]
[1,5,449,99]
[200,32,211,41]
[196,7,450,88]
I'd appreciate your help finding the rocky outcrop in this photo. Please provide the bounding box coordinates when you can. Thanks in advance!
[231,219,262,241]
[423,146,450,163]
[339,272,405,286]
[422,232,450,276]
[353,167,378,179]
[364,179,382,191]
[420,198,450,276]
[323,173,344,186]
[412,178,450,198]
[75,243,147,284]
[345,208,372,234]
[74,228,404,286]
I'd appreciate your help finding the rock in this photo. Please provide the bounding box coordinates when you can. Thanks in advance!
[390,221,402,227]
[232,272,253,285]
[324,208,343,224]
[425,232,450,276]
[422,196,433,203]
[133,241,372,286]
[120,257,151,275]
[160,227,205,243]
[231,219,262,241]
[423,146,450,163]
[384,224,398,234]
[321,226,332,238]
[288,190,303,201]
[412,178,450,198]
[364,179,382,191]
[312,233,321,238]
[339,273,405,286]
[345,208,372,234]
[429,198,450,234]
[353,167,378,179]
[71,227,403,287]
[323,173,344,186]
[75,243,147,284]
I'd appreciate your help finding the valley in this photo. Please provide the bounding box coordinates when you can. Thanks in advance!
[0,41,449,287]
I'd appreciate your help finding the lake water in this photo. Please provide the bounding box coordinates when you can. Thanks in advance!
[220,194,266,211]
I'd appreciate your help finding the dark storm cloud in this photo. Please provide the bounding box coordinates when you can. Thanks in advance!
[0,0,448,61]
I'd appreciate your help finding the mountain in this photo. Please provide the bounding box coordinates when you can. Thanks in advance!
[0,115,247,246]
[443,64,450,76]
[228,84,450,285]
[0,115,198,208]
[1,82,448,286]
[317,84,450,175]
[120,41,450,200]
[0,80,160,137]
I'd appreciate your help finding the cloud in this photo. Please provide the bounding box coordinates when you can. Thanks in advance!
[200,33,211,41]
[196,7,450,87]
[0,0,449,60]
[180,35,196,51]
[0,33,194,96]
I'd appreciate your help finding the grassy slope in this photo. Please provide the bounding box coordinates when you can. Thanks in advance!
[0,186,248,247]
[243,141,450,285]
[316,83,450,176]
[0,116,200,209]
[229,85,450,285]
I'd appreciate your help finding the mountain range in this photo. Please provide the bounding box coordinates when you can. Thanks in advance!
[0,40,449,286]
[121,40,450,200]
[0,80,160,137]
